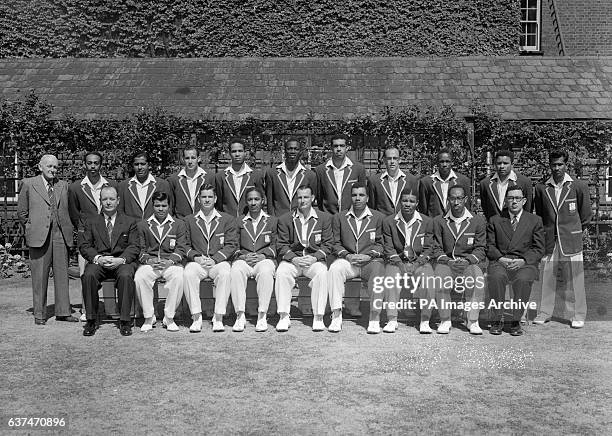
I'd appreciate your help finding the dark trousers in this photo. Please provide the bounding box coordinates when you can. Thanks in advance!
[487,261,537,322]
[81,263,136,322]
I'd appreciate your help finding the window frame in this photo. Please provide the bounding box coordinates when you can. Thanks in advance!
[519,0,541,52]
[0,151,19,202]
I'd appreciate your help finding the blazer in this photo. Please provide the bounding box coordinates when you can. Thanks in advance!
[431,212,487,266]
[314,160,366,214]
[235,213,278,261]
[79,213,139,264]
[214,167,265,217]
[137,217,187,265]
[277,209,333,262]
[118,176,173,220]
[478,172,533,220]
[183,211,238,264]
[534,178,592,256]
[17,176,74,248]
[68,177,117,229]
[418,171,471,218]
[382,212,434,265]
[265,164,318,215]
[367,171,420,216]
[332,208,384,259]
[486,210,545,266]
[167,169,215,218]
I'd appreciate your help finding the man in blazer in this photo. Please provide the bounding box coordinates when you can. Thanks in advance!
[432,184,487,335]
[118,152,173,220]
[328,183,385,333]
[367,145,419,216]
[265,138,318,216]
[229,187,277,332]
[167,146,214,219]
[17,154,77,325]
[214,137,265,217]
[533,149,592,328]
[183,184,238,332]
[134,192,187,333]
[275,185,333,332]
[381,188,436,334]
[419,148,471,217]
[487,185,545,336]
[479,149,533,220]
[79,186,139,336]
[314,134,366,214]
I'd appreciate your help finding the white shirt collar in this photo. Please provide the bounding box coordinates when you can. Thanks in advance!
[294,207,318,221]
[445,208,473,222]
[41,175,53,189]
[546,173,573,187]
[147,214,175,226]
[131,173,156,186]
[395,210,423,226]
[382,169,406,181]
[178,167,206,179]
[346,206,373,220]
[226,163,252,177]
[81,175,108,189]
[243,211,269,222]
[432,169,457,183]
[277,162,305,174]
[510,209,524,221]
[326,157,353,170]
[491,170,517,182]
[196,208,222,222]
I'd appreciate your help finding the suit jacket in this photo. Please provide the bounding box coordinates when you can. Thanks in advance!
[383,212,434,264]
[167,169,215,218]
[214,167,265,217]
[486,210,545,266]
[367,171,420,216]
[235,213,278,261]
[79,213,139,264]
[265,164,318,215]
[68,177,117,229]
[17,176,74,248]
[479,172,533,220]
[118,176,173,220]
[332,208,384,260]
[418,171,471,217]
[431,212,486,266]
[137,216,187,265]
[534,178,591,256]
[183,211,238,264]
[277,209,333,262]
[314,160,366,214]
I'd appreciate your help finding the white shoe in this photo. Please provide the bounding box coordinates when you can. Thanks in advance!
[312,316,325,332]
[467,321,483,335]
[141,316,155,332]
[189,314,202,333]
[419,321,433,334]
[383,320,398,333]
[328,312,342,333]
[276,315,291,332]
[212,315,225,332]
[533,314,551,325]
[437,320,451,334]
[80,312,87,322]
[233,314,246,332]
[255,316,268,332]
[163,316,179,332]
[571,320,585,329]
[367,321,381,334]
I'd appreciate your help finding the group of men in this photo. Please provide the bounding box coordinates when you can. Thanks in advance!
[16,134,591,337]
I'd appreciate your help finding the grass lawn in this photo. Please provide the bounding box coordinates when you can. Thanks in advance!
[0,273,610,435]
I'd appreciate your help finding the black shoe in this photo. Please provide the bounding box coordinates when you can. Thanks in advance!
[34,318,46,325]
[56,315,79,323]
[83,320,97,336]
[120,321,132,336]
[509,321,523,336]
[489,321,503,335]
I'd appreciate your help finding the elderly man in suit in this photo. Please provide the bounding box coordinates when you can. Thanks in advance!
[17,154,78,324]
[79,186,140,336]
[487,185,545,336]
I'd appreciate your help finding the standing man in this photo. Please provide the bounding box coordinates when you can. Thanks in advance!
[215,137,265,217]
[328,183,385,334]
[183,184,238,332]
[79,186,140,336]
[17,154,78,324]
[533,150,591,328]
[479,149,533,220]
[167,146,214,219]
[118,152,173,220]
[265,138,318,216]
[419,148,471,217]
[367,145,419,216]
[275,185,332,332]
[314,134,366,214]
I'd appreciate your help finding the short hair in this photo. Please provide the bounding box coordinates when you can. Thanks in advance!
[245,186,264,198]
[182,146,199,156]
[448,184,467,197]
[350,182,368,193]
[437,148,453,159]
[99,185,118,198]
[199,183,216,195]
[330,133,348,145]
[296,184,314,196]
[132,151,148,164]
[384,145,400,157]
[284,137,302,149]
[228,137,246,151]
[399,187,418,199]
[83,151,103,163]
[152,191,169,203]
[494,149,514,162]
[505,184,526,197]
[549,149,569,163]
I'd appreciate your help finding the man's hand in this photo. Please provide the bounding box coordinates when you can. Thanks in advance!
[498,257,513,268]
[403,261,416,276]
[195,256,215,268]
[103,257,124,270]
[291,256,310,268]
[347,254,371,266]
[449,258,468,275]
[245,253,265,267]
[507,258,526,270]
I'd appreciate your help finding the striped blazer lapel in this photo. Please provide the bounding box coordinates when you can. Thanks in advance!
[237,172,252,203]
[276,168,291,201]
[143,178,157,211]
[225,171,239,202]
[433,179,445,209]
[544,185,559,214]
[81,183,97,209]
[381,174,394,205]
[488,179,503,212]
[178,176,191,210]
[395,176,406,209]
[292,169,305,200]
[325,166,338,199]
[128,180,141,210]
[340,165,353,197]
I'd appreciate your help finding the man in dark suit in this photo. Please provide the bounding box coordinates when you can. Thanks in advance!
[314,134,366,214]
[214,137,265,217]
[17,154,77,325]
[167,146,214,219]
[487,185,545,336]
[533,149,592,328]
[265,138,318,216]
[479,149,533,220]
[79,186,139,336]
[367,145,419,216]
[419,148,471,217]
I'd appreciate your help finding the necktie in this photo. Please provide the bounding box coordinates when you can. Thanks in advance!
[48,182,58,222]
[106,217,113,241]
[511,216,518,232]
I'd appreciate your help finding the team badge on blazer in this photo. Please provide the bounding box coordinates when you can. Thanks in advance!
[219,235,224,244]
[169,238,176,249]
[568,202,576,212]
[314,233,321,243]
[264,234,270,243]
[467,237,474,245]
[370,231,376,241]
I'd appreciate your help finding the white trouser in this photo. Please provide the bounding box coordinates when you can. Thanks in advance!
[274,261,328,316]
[183,261,231,315]
[134,264,184,319]
[328,258,384,311]
[230,259,275,313]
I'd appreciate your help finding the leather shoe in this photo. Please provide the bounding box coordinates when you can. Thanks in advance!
[83,320,97,336]
[56,315,79,322]
[489,321,503,335]
[509,321,523,336]
[35,318,46,325]
[120,321,132,336]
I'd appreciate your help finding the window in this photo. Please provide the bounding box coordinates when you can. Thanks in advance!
[0,152,18,202]
[520,0,541,51]
[606,165,612,203]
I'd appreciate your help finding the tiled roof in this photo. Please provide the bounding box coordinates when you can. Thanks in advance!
[1,57,612,121]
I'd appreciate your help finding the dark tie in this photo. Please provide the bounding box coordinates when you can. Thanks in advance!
[48,182,58,223]
[511,216,518,232]
[106,217,113,241]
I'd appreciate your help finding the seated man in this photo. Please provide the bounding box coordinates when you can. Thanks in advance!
[487,185,545,336]
[229,187,277,332]
[328,182,385,334]
[381,188,435,334]
[275,185,332,332]
[79,186,139,336]
[432,185,486,335]
[134,192,187,333]
[183,184,238,332]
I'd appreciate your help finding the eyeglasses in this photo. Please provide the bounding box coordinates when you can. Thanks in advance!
[506,196,524,202]
[448,196,466,203]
